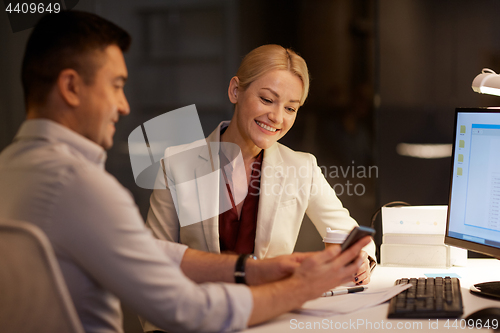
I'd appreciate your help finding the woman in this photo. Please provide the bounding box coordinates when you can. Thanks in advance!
[147,44,376,284]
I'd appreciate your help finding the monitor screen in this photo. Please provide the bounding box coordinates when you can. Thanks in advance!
[445,108,500,259]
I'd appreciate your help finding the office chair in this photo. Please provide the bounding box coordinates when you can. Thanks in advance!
[0,218,84,333]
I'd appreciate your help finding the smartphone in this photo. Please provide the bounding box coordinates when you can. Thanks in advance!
[341,226,375,252]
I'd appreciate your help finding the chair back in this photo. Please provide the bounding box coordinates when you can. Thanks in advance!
[0,218,84,333]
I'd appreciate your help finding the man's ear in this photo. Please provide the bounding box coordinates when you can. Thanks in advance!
[228,76,240,104]
[56,69,83,107]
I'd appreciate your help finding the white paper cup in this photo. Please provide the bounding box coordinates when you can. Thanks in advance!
[323,228,348,245]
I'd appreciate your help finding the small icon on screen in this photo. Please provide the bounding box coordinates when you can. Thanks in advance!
[458,154,464,163]
[460,125,466,134]
[457,167,463,176]
[459,140,465,148]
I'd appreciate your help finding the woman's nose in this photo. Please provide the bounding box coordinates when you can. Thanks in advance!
[268,106,283,124]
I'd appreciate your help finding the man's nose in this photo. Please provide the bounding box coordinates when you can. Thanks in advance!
[119,93,130,116]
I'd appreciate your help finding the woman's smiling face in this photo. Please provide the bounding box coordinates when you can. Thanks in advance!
[229,69,303,150]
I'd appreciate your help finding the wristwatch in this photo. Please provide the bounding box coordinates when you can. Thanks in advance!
[234,254,257,284]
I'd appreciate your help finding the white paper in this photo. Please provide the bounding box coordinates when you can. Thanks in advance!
[294,284,412,317]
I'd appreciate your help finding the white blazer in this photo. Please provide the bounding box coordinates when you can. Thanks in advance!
[147,121,376,259]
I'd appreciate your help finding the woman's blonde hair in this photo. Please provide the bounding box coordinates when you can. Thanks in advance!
[235,44,310,106]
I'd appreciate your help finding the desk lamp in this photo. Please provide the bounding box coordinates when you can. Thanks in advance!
[472,68,500,97]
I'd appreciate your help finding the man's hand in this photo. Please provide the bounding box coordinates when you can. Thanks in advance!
[291,236,372,299]
[246,252,316,285]
[247,236,372,326]
[181,248,318,285]
[246,237,373,288]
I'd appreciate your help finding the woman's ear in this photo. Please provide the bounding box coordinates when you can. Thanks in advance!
[228,76,240,104]
[57,68,83,108]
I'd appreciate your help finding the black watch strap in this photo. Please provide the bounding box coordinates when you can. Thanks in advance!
[234,254,257,284]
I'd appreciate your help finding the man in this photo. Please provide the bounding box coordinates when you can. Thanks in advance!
[0,11,370,333]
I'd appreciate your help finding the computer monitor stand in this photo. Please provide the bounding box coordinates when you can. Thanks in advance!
[470,281,500,300]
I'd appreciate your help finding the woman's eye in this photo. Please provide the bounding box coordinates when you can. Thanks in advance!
[286,107,297,113]
[261,97,272,104]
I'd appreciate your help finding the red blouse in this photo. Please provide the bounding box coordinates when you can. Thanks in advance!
[218,150,263,254]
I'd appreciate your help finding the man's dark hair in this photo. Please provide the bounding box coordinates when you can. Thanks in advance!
[22,10,131,108]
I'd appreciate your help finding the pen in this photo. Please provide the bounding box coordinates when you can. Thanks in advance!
[322,286,368,297]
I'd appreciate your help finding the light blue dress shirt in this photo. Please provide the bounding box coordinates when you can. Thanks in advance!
[0,119,252,333]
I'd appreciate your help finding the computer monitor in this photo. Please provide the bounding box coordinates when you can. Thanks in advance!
[445,107,500,299]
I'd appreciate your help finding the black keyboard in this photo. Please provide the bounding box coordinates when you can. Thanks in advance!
[388,277,463,318]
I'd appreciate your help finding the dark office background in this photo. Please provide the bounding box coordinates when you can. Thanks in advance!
[1,0,500,331]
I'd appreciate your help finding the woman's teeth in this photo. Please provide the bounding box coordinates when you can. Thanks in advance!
[256,121,277,132]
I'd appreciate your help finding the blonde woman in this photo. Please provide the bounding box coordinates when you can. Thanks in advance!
[147,44,376,285]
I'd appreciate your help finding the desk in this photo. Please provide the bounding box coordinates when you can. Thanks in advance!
[245,259,500,332]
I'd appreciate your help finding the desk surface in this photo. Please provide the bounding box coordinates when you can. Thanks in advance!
[245,259,500,332]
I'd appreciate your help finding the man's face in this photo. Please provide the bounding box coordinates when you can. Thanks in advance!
[78,45,129,149]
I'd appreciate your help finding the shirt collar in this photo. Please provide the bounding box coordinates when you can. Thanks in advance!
[14,119,107,166]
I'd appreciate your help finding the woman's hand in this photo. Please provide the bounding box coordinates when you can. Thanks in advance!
[353,251,371,285]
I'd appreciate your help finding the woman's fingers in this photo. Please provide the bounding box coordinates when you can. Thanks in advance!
[354,258,370,285]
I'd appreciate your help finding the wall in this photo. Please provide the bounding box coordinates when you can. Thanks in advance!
[378,0,500,206]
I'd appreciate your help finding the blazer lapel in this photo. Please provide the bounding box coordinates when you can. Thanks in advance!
[195,152,220,253]
[195,122,229,253]
[254,143,285,258]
